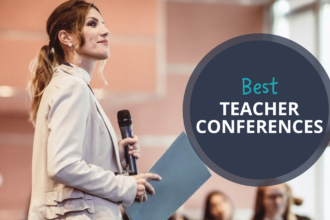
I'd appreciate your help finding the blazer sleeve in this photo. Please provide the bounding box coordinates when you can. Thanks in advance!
[46,77,137,207]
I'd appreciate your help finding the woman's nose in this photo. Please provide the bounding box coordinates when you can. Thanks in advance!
[275,197,283,204]
[101,27,110,38]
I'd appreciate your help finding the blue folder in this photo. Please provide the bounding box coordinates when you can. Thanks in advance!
[124,132,211,220]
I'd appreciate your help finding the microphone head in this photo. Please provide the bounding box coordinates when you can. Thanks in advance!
[117,110,132,126]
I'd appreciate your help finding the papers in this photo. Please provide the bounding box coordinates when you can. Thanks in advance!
[125,132,211,220]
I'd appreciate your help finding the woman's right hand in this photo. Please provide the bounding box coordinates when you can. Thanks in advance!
[133,173,162,202]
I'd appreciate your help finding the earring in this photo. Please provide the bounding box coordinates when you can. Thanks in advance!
[68,42,72,47]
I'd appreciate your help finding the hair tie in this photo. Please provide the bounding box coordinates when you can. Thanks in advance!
[48,40,53,48]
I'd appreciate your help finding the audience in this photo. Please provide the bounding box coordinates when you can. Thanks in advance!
[203,190,234,220]
[252,183,311,220]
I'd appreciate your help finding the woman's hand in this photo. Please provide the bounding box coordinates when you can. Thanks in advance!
[118,135,140,169]
[133,173,162,202]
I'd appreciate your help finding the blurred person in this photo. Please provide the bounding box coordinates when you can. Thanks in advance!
[27,0,161,219]
[204,190,234,220]
[119,202,190,220]
[168,212,190,220]
[252,184,311,220]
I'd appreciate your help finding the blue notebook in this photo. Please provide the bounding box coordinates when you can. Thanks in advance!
[124,132,211,220]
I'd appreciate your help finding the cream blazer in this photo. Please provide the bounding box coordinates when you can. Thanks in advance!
[28,63,137,220]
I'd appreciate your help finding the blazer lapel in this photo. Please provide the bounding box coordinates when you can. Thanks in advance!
[54,63,123,173]
[92,96,123,174]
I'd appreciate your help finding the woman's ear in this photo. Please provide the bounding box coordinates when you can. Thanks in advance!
[58,30,73,48]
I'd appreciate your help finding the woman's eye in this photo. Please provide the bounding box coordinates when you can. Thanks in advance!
[87,21,97,27]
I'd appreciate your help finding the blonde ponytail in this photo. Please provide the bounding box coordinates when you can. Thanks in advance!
[28,44,55,125]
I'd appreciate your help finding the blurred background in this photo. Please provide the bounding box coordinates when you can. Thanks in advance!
[0,0,330,219]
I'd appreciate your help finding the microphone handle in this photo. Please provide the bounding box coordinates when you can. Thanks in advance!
[119,125,138,175]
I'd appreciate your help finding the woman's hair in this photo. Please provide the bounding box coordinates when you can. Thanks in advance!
[28,0,99,125]
[252,183,295,220]
[203,190,234,220]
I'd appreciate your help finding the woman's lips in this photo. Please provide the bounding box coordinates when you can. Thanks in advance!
[98,40,108,45]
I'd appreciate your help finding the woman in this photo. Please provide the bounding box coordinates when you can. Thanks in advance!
[27,1,161,219]
[203,191,234,220]
[252,184,311,220]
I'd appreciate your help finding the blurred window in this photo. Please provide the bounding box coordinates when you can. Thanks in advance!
[321,2,330,75]
[272,0,316,55]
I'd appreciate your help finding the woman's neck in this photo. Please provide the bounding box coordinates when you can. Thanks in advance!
[66,54,96,77]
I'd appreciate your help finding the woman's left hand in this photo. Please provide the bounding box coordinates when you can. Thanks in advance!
[118,135,141,169]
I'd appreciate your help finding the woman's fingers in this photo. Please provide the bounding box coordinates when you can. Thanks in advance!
[133,173,161,202]
[128,150,140,159]
[120,135,139,147]
[136,184,145,203]
[137,184,145,195]
[121,135,141,159]
[136,187,146,202]
[129,144,140,151]
[143,173,162,181]
[144,181,155,195]
[128,144,140,159]
[133,135,138,141]
[143,190,148,201]
[138,176,156,194]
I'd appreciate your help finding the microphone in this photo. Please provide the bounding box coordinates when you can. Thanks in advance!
[117,110,138,175]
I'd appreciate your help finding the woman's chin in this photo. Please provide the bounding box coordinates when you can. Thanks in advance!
[96,52,110,60]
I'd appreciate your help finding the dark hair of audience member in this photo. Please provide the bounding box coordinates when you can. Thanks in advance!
[204,190,234,220]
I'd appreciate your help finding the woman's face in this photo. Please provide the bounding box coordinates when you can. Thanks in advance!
[209,194,232,220]
[75,7,110,60]
[262,185,288,218]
